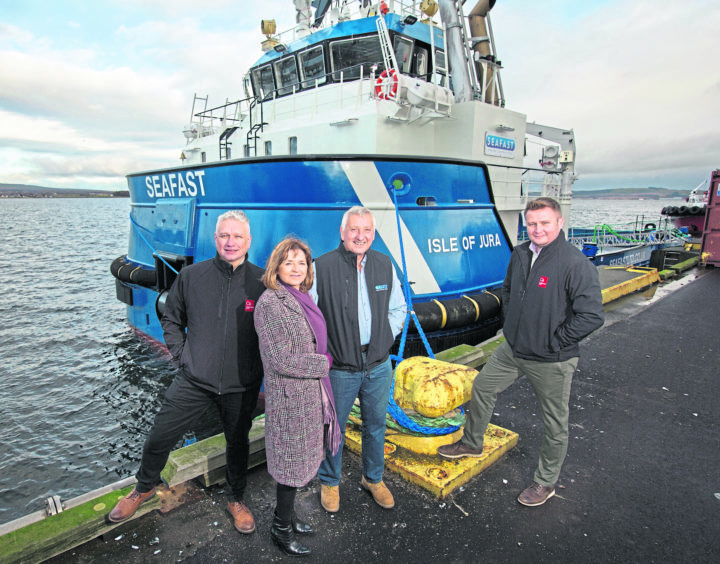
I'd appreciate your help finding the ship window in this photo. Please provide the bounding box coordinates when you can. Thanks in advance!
[393,36,413,74]
[274,56,300,96]
[252,64,276,100]
[289,136,297,154]
[417,196,437,206]
[414,47,428,79]
[201,152,207,163]
[330,35,384,81]
[265,141,272,155]
[434,49,447,86]
[243,74,254,98]
[244,144,250,157]
[299,46,326,88]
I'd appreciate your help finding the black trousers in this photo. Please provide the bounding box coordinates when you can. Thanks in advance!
[276,482,297,522]
[135,373,259,501]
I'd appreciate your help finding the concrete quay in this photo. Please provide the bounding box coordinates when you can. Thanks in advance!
[30,267,718,563]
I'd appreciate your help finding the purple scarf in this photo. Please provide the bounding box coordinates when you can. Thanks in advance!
[284,284,341,455]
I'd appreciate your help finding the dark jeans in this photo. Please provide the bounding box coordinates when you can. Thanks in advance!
[318,356,393,486]
[135,373,259,502]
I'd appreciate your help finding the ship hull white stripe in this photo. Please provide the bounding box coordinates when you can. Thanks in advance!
[340,161,442,294]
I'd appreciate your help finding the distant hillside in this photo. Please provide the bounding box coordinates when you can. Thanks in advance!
[0,183,129,198]
[1,183,687,201]
[571,187,688,199]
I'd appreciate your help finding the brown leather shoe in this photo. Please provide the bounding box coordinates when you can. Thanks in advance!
[517,482,556,506]
[437,439,483,459]
[107,487,156,523]
[320,484,339,513]
[227,501,255,533]
[360,477,394,509]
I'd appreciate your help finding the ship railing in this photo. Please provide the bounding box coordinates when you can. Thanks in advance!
[487,165,573,206]
[270,0,427,46]
[565,223,688,248]
[191,98,251,130]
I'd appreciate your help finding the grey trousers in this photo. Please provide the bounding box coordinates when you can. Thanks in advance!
[462,340,578,486]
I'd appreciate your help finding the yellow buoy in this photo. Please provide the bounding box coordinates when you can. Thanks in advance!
[394,357,478,418]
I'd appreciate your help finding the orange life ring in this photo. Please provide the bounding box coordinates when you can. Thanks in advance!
[375,69,398,100]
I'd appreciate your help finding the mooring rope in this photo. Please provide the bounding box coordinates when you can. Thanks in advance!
[128,213,179,275]
[386,182,463,435]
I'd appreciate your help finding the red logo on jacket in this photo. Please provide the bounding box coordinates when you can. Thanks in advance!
[245,300,255,312]
[538,276,548,288]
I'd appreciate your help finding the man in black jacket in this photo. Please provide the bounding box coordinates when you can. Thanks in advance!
[108,210,265,533]
[438,197,604,507]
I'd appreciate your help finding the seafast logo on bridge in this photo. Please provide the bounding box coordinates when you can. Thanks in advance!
[484,133,516,158]
[145,170,207,198]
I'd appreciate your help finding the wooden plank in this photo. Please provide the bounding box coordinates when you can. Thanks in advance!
[0,481,207,564]
[435,343,485,369]
[161,418,266,487]
[0,485,160,564]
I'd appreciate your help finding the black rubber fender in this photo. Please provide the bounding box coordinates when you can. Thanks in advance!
[110,255,156,287]
[410,290,502,333]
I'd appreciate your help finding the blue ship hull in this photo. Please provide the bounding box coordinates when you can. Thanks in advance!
[114,155,512,348]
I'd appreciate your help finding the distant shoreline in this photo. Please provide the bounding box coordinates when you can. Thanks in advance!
[0,193,130,198]
[1,185,687,201]
[0,186,129,198]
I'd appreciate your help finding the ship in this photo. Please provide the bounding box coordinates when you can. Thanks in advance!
[111,0,578,355]
[660,180,709,236]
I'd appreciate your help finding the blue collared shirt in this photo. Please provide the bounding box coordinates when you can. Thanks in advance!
[310,255,406,344]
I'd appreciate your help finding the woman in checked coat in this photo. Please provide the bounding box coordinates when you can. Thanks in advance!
[254,236,340,557]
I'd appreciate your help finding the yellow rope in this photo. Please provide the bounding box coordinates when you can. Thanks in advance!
[461,295,480,322]
[431,299,447,328]
[483,289,501,306]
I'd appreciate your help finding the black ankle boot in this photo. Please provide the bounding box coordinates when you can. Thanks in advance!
[292,512,314,534]
[271,511,311,557]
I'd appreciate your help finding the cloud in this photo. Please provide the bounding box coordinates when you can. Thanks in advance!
[493,0,720,187]
[1,0,718,190]
[0,0,297,189]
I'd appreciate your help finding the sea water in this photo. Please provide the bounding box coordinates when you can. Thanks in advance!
[0,196,681,524]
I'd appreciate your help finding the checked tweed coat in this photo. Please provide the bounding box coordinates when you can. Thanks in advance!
[254,285,331,487]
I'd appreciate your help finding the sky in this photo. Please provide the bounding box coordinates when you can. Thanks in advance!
[1,0,718,192]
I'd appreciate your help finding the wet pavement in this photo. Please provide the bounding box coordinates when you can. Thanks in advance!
[48,268,720,563]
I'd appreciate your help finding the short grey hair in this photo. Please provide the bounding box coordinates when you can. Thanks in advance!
[216,210,250,234]
[341,206,375,231]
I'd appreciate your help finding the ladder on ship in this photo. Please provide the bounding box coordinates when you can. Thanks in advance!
[190,94,209,123]
[245,99,266,157]
[219,127,238,160]
[376,13,399,75]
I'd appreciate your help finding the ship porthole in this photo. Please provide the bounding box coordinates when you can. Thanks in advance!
[388,172,412,196]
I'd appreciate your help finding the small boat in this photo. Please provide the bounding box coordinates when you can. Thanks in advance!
[660,180,709,236]
[111,0,579,354]
[566,221,687,267]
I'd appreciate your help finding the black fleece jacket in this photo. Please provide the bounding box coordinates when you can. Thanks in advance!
[502,231,604,362]
[161,254,265,393]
